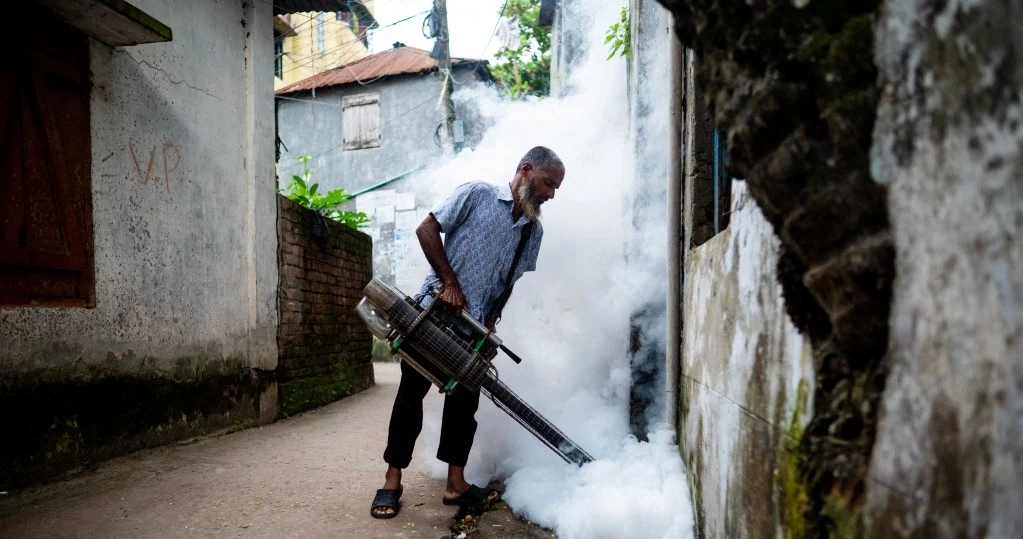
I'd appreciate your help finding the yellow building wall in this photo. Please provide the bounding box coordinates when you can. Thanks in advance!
[275,7,374,91]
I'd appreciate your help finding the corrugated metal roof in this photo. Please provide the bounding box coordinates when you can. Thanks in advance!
[275,46,489,95]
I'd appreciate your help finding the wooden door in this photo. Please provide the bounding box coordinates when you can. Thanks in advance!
[0,16,94,306]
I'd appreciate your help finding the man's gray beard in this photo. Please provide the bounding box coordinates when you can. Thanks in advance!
[516,184,541,222]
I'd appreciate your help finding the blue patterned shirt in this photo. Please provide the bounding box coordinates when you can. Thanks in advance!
[415,181,544,323]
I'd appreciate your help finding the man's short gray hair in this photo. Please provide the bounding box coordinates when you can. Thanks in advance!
[516,146,564,173]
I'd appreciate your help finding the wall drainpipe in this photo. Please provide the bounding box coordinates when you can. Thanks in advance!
[666,29,684,438]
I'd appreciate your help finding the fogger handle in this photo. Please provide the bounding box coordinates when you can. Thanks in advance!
[500,345,523,364]
[453,308,522,364]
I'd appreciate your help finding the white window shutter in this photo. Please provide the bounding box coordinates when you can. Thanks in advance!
[361,100,380,148]
[342,94,380,150]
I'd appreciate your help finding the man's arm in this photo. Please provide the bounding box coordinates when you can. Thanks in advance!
[416,214,467,313]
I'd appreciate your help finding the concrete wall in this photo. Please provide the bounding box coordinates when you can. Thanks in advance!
[275,11,370,91]
[865,1,1023,537]
[548,0,587,97]
[277,67,488,195]
[679,183,812,539]
[624,0,673,436]
[674,46,812,539]
[277,66,490,290]
[277,197,374,416]
[623,3,815,534]
[0,0,278,488]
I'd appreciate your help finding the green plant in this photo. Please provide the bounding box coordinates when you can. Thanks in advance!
[491,0,551,99]
[605,6,631,60]
[280,155,370,229]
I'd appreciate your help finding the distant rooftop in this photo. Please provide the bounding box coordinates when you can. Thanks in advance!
[275,45,490,95]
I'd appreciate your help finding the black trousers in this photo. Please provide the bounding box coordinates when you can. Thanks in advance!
[383,357,481,469]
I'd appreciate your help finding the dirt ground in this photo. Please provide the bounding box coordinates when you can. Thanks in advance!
[0,362,553,539]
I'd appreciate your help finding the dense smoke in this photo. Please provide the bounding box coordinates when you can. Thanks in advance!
[402,2,695,537]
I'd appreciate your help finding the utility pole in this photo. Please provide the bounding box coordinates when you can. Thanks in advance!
[433,0,455,152]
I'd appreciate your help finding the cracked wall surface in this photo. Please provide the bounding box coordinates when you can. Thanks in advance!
[866,1,1023,537]
[0,0,279,488]
[659,1,893,535]
[655,0,1022,536]
[625,0,673,438]
[680,183,812,538]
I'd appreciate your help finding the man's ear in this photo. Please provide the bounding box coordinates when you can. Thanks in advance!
[520,162,533,173]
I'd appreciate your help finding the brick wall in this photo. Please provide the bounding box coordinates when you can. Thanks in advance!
[277,195,374,415]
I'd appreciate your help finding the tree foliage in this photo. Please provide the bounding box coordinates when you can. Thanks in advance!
[491,0,551,99]
[280,155,370,230]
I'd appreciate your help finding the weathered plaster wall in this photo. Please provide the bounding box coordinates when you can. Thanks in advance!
[275,11,369,91]
[276,67,489,290]
[548,0,586,98]
[0,0,279,488]
[866,1,1023,537]
[276,67,488,195]
[657,1,893,534]
[625,0,673,436]
[680,183,812,539]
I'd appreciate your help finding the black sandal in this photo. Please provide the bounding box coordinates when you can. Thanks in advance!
[370,486,403,519]
[442,484,501,507]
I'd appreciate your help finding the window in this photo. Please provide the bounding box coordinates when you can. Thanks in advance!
[316,12,325,53]
[1,15,95,307]
[342,94,381,150]
[274,35,284,79]
[337,10,362,42]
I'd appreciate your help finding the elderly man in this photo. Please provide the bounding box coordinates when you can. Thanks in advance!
[370,146,565,519]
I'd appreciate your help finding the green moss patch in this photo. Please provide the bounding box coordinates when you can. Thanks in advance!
[0,359,260,490]
[780,379,811,539]
[278,363,373,417]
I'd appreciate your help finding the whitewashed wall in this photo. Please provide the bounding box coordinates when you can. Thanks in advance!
[679,183,812,538]
[0,0,278,375]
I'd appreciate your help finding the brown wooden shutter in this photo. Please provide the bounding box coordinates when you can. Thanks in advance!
[0,15,94,307]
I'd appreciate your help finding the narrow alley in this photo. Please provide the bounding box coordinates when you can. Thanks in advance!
[0,363,547,539]
[2,0,1021,537]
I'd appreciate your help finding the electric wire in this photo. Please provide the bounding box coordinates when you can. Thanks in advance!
[445,0,508,86]
[277,92,439,171]
[278,7,430,74]
[278,9,430,78]
[279,24,371,77]
[278,1,506,167]
[257,0,330,35]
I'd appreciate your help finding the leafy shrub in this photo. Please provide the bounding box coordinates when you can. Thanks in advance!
[281,155,370,230]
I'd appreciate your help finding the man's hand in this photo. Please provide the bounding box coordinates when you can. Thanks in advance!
[438,280,468,315]
[484,312,500,332]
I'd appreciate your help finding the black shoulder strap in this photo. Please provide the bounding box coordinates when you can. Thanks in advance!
[489,221,534,319]
[506,221,534,286]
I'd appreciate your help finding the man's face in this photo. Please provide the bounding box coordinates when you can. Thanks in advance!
[523,163,565,206]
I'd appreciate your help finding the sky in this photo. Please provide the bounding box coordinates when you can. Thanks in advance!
[367,0,508,60]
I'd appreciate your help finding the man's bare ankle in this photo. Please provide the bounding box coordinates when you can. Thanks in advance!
[382,466,402,489]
